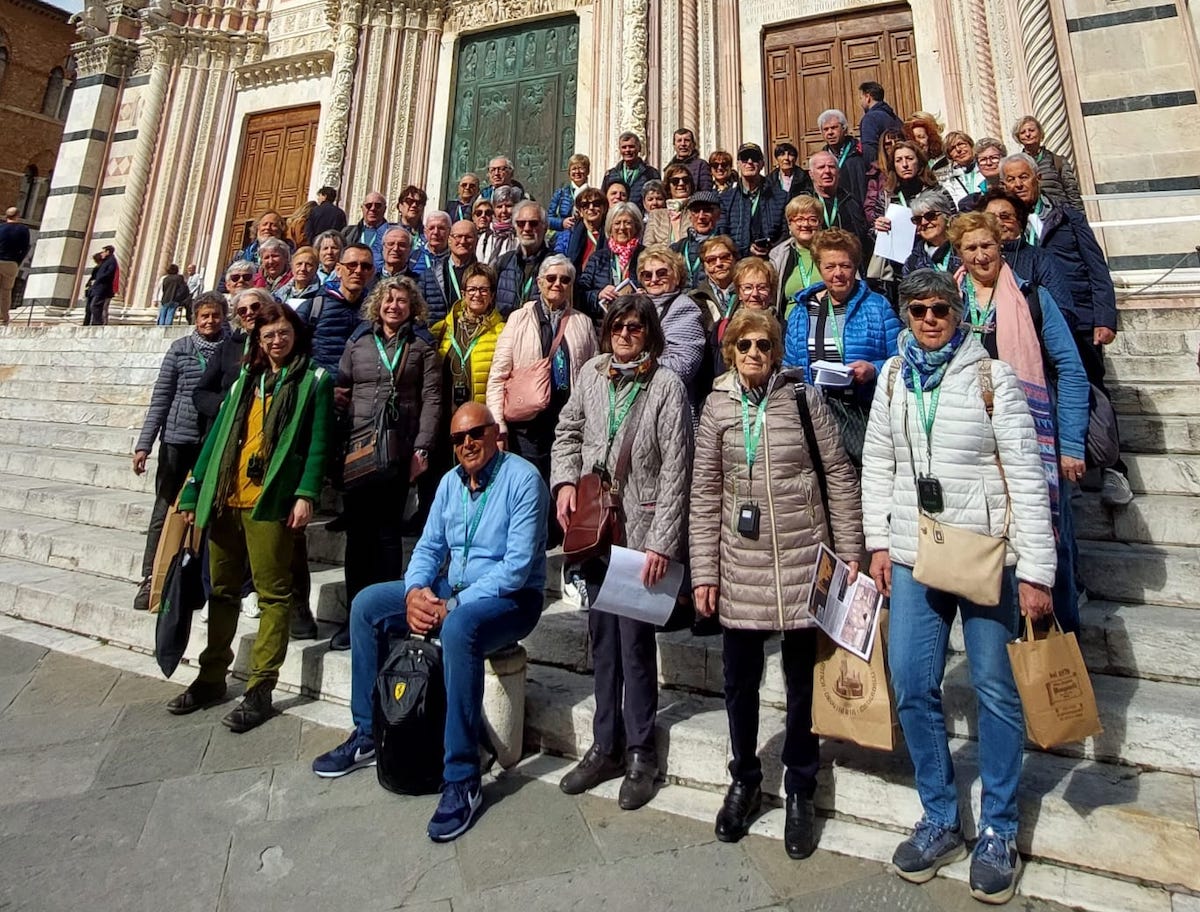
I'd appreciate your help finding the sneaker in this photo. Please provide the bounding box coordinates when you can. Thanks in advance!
[969,827,1023,904]
[241,591,261,619]
[427,778,483,843]
[221,684,273,733]
[559,743,625,795]
[891,818,967,884]
[133,577,152,612]
[1100,468,1133,508]
[312,727,376,778]
[200,602,209,624]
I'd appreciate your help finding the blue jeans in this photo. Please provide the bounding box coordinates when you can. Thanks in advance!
[888,563,1024,840]
[157,303,179,325]
[349,580,543,783]
[1052,486,1079,634]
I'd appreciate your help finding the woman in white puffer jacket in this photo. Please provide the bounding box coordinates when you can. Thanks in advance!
[861,269,1056,906]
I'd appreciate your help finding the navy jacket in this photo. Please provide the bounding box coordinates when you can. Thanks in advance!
[578,244,642,317]
[1037,201,1116,332]
[1003,237,1079,333]
[602,160,661,208]
[665,155,713,192]
[718,181,786,257]
[547,185,580,232]
[903,241,961,278]
[304,202,347,244]
[859,101,903,163]
[418,255,473,324]
[297,286,364,374]
[0,221,31,263]
[824,138,869,207]
[495,245,552,318]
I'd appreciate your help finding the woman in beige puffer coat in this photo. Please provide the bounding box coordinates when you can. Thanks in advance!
[689,307,863,860]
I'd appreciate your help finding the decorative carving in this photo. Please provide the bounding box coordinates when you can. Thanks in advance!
[318,0,364,188]
[235,50,335,89]
[968,0,1001,136]
[1017,0,1075,160]
[621,0,648,138]
[71,0,110,39]
[681,0,699,130]
[445,0,592,36]
[72,35,138,78]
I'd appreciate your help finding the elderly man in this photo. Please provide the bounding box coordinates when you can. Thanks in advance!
[664,128,713,192]
[421,219,478,323]
[342,192,391,271]
[298,242,377,374]
[494,200,551,317]
[818,109,868,207]
[0,207,30,324]
[717,143,784,258]
[602,132,661,209]
[671,190,722,287]
[480,157,527,201]
[411,210,451,280]
[450,173,480,222]
[809,150,870,255]
[311,402,549,843]
[998,152,1130,507]
[380,227,416,280]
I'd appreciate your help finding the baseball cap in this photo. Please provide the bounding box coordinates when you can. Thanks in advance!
[736,142,764,162]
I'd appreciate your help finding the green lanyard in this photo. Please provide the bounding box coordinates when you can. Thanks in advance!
[459,453,505,589]
[197,352,207,370]
[824,293,845,359]
[913,381,941,463]
[611,258,628,285]
[604,378,644,464]
[447,263,462,301]
[963,278,991,332]
[683,244,699,280]
[1026,197,1045,246]
[836,143,852,167]
[749,189,761,218]
[586,228,599,249]
[258,366,286,406]
[373,333,405,374]
[822,196,839,228]
[897,190,908,207]
[933,248,952,272]
[521,275,535,300]
[793,245,815,288]
[739,392,769,479]
[723,292,739,319]
[621,164,640,186]
[449,324,483,373]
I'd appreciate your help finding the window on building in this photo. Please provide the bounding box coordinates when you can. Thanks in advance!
[18,166,37,220]
[42,67,65,118]
[0,47,8,92]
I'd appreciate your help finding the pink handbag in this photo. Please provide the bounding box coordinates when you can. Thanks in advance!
[502,314,570,422]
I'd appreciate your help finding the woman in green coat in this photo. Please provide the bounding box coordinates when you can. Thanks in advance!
[169,295,333,733]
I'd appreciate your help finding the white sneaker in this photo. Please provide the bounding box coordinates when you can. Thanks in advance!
[199,602,209,624]
[241,592,261,618]
[1100,468,1133,508]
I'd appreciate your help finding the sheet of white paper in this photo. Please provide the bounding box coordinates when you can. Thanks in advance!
[591,545,684,626]
[811,359,854,389]
[807,543,883,660]
[874,203,916,265]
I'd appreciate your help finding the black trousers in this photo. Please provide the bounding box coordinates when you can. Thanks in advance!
[1073,328,1127,475]
[140,442,202,578]
[586,572,658,758]
[722,626,819,798]
[343,474,409,607]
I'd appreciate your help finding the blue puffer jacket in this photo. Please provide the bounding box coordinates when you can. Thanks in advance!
[783,279,903,401]
[418,253,452,323]
[1036,200,1116,332]
[547,184,579,231]
[297,286,364,374]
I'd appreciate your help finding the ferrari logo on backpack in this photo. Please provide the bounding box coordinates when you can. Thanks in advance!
[393,682,407,701]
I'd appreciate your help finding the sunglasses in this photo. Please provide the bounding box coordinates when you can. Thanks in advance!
[736,337,773,354]
[908,302,953,319]
[475,209,494,217]
[638,268,670,282]
[611,320,645,336]
[401,198,424,206]
[668,177,690,185]
[235,304,260,316]
[911,212,944,225]
[340,261,375,272]
[450,422,494,446]
[579,200,603,209]
[710,162,731,170]
[515,219,541,229]
[363,202,385,209]
[542,274,572,286]
[703,254,733,264]
[460,182,479,189]
[229,274,254,283]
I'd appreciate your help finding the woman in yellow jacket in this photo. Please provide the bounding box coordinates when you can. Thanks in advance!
[430,262,506,414]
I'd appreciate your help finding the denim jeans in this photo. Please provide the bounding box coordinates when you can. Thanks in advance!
[350,580,543,783]
[1052,487,1080,634]
[888,563,1024,840]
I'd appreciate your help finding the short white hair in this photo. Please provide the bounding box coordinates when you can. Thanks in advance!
[817,109,848,130]
[424,210,452,228]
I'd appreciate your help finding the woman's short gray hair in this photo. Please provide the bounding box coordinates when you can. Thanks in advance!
[910,189,956,217]
[605,202,644,235]
[258,237,291,262]
[492,185,523,207]
[224,259,257,282]
[537,254,575,282]
[313,230,344,252]
[973,137,1007,159]
[898,269,964,318]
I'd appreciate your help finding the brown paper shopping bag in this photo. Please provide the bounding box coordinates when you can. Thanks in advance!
[811,608,899,751]
[149,496,201,614]
[1006,616,1103,749]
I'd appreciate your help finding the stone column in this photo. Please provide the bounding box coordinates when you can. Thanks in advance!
[407,4,445,190]
[1017,0,1076,160]
[620,0,649,138]
[968,0,1001,137]
[680,0,699,133]
[318,0,364,190]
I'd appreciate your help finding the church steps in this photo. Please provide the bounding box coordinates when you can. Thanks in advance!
[1110,383,1200,417]
[0,350,165,373]
[0,444,155,495]
[1078,541,1200,609]
[1073,491,1200,547]
[0,379,153,408]
[0,396,146,431]
[1106,354,1199,384]
[1116,414,1200,455]
[0,325,189,351]
[1105,329,1200,357]
[0,417,138,456]
[1122,454,1200,496]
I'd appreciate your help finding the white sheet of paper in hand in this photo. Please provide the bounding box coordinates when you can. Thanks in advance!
[874,203,917,265]
[811,360,853,389]
[591,545,684,626]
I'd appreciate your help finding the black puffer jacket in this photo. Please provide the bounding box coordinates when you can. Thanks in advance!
[138,332,222,451]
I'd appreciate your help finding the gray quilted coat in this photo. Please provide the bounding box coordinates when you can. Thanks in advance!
[689,368,864,630]
[136,333,215,453]
[550,355,693,560]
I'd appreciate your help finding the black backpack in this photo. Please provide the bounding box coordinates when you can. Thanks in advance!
[373,636,447,795]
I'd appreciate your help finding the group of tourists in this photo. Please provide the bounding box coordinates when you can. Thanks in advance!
[130,79,1129,906]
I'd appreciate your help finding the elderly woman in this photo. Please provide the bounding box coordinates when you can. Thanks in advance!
[641,180,667,212]
[688,235,738,327]
[708,150,735,194]
[957,138,1007,212]
[862,269,1056,903]
[477,186,521,265]
[254,238,292,296]
[635,245,708,411]
[770,195,823,314]
[552,296,692,811]
[643,164,694,247]
[220,210,290,293]
[604,180,629,207]
[487,254,597,537]
[902,191,961,276]
[784,228,902,466]
[332,276,442,651]
[940,131,977,204]
[277,246,322,308]
[708,256,780,379]
[1011,115,1082,210]
[691,307,863,860]
[554,187,608,275]
[768,142,810,202]
[548,153,592,233]
[313,230,344,286]
[949,210,1089,633]
[172,299,333,732]
[222,260,257,303]
[132,292,230,610]
[431,263,505,414]
[471,197,494,235]
[579,201,644,312]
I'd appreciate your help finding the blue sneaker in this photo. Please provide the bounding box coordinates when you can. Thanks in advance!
[891,817,966,883]
[427,778,483,843]
[969,826,1023,904]
[311,728,376,778]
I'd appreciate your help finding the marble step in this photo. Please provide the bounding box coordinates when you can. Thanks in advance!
[1117,304,1200,332]
[1078,540,1200,609]
[0,444,156,495]
[0,417,139,456]
[0,508,146,583]
[0,349,166,373]
[1106,353,1200,385]
[0,472,155,535]
[1073,491,1200,547]
[0,378,154,407]
[0,324,187,350]
[1106,329,1200,357]
[1078,601,1200,684]
[524,664,1200,894]
[1110,383,1200,417]
[0,395,146,431]
[1123,454,1200,495]
[1118,414,1200,454]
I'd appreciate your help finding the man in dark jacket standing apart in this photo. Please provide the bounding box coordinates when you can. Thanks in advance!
[603,132,660,210]
[85,245,118,325]
[718,143,785,258]
[304,186,348,244]
[858,81,905,164]
[0,207,30,324]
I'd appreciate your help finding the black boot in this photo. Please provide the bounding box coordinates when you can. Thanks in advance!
[166,680,227,715]
[221,684,274,733]
[714,780,762,843]
[329,624,351,651]
[291,603,318,640]
[617,751,657,811]
[784,794,817,859]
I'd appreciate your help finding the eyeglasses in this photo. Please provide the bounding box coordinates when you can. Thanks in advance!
[789,216,820,227]
[401,197,423,206]
[907,302,953,319]
[235,303,260,316]
[611,320,645,336]
[736,337,773,354]
[668,177,690,186]
[638,268,670,282]
[475,209,494,218]
[977,154,1001,164]
[542,274,572,286]
[363,202,385,209]
[738,283,771,297]
[261,329,294,342]
[911,212,943,225]
[465,285,492,297]
[710,162,731,171]
[340,260,375,272]
[450,422,495,446]
[228,273,255,283]
[459,182,479,189]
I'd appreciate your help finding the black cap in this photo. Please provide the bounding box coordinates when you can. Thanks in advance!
[686,190,722,210]
[736,142,764,162]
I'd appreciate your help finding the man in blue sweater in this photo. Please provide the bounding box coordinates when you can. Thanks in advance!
[312,402,550,842]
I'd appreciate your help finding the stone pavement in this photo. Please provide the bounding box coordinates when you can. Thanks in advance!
[0,634,1077,912]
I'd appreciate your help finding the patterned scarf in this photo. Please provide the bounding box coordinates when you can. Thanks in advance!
[193,328,225,364]
[899,325,968,392]
[607,351,654,381]
[607,236,639,276]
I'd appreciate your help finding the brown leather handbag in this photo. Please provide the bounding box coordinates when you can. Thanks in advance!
[502,315,570,422]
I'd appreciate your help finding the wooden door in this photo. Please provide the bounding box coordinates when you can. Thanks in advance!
[225,104,321,262]
[764,8,920,161]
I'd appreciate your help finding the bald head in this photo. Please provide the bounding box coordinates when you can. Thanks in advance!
[810,151,840,194]
[451,402,494,433]
[451,402,500,481]
[4,207,18,220]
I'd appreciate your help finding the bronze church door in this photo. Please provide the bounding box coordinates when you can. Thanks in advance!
[764,7,920,161]
[445,17,579,206]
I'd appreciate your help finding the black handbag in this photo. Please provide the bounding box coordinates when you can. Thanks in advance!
[155,531,205,678]
[822,393,870,468]
[343,344,411,489]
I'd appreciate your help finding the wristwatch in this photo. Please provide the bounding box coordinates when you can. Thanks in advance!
[414,448,429,460]
[445,596,458,613]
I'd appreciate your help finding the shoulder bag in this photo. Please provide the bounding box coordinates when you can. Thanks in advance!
[343,342,410,489]
[503,314,570,423]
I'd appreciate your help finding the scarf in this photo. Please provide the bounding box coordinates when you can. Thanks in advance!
[736,369,775,405]
[896,177,925,203]
[193,330,224,365]
[607,351,655,381]
[899,325,967,392]
[491,220,514,236]
[213,354,310,510]
[607,236,639,276]
[958,263,1061,518]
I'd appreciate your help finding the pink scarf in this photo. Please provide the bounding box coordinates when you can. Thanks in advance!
[608,236,638,276]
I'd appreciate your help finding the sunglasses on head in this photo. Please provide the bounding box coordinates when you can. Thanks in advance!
[450,422,495,446]
[735,337,773,354]
[908,302,953,319]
